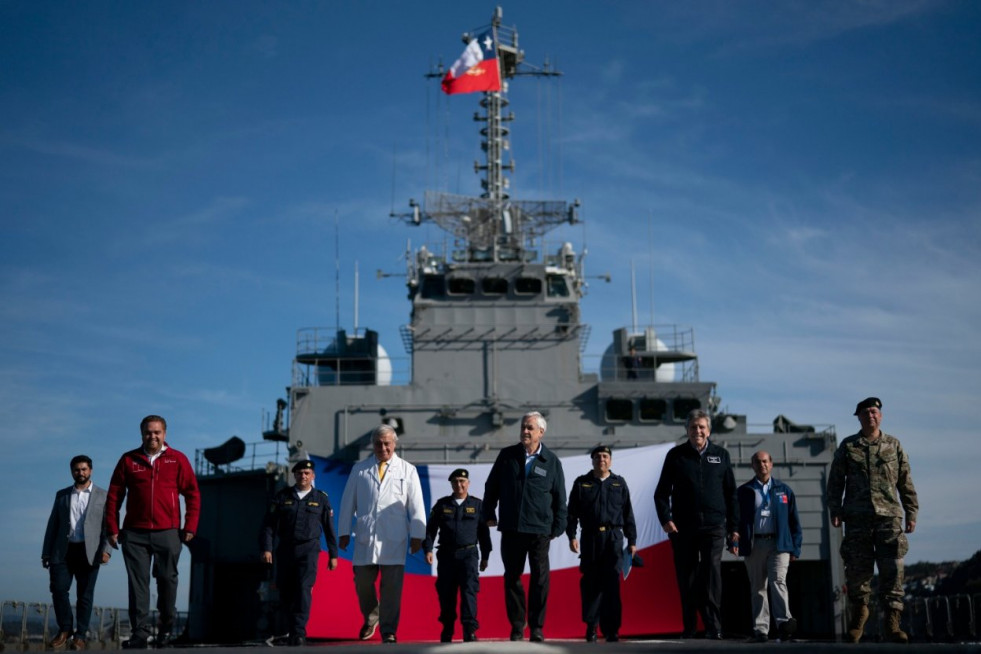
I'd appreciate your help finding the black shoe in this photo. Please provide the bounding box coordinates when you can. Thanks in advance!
[680,630,696,639]
[509,628,523,641]
[122,636,149,650]
[463,632,477,642]
[750,632,768,643]
[606,634,620,642]
[440,630,453,643]
[704,631,723,640]
[778,618,797,638]
[529,630,545,642]
[382,633,397,644]
[288,635,306,647]
[154,632,173,649]
[359,623,378,641]
[585,626,597,642]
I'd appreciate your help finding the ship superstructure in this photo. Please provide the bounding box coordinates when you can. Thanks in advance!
[190,8,844,643]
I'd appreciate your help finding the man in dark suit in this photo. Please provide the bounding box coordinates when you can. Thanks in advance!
[482,411,567,642]
[42,455,112,650]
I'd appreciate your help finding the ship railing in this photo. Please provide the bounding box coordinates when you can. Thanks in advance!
[0,600,187,648]
[295,326,374,354]
[291,357,411,389]
[865,594,981,642]
[580,353,699,383]
[746,421,837,436]
[194,440,290,477]
[399,322,592,355]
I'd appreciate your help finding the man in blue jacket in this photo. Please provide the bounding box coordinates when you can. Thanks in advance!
[482,411,567,642]
[737,450,802,643]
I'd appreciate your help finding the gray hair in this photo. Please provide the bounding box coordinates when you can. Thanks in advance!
[685,408,711,429]
[372,424,398,443]
[522,411,547,433]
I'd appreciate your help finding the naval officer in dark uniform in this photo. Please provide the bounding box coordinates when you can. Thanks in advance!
[424,468,492,643]
[566,445,637,642]
[261,460,339,646]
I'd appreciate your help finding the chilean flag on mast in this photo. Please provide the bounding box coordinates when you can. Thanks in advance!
[441,30,502,95]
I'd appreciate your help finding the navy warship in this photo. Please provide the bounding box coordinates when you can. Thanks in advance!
[188,8,844,644]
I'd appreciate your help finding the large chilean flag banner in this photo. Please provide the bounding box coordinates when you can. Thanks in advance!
[304,442,683,641]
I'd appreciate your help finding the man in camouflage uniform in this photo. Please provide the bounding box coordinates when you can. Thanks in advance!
[827,397,918,644]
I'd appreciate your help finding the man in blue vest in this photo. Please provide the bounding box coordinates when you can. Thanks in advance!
[737,450,802,643]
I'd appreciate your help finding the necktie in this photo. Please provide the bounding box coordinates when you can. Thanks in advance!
[378,461,388,481]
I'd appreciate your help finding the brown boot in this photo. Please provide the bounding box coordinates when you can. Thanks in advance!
[846,604,869,643]
[885,608,909,644]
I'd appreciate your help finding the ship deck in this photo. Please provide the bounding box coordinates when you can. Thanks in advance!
[82,639,981,652]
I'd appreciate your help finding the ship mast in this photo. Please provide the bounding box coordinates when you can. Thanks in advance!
[401,7,573,265]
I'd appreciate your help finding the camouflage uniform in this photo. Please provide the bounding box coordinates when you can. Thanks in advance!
[827,431,918,610]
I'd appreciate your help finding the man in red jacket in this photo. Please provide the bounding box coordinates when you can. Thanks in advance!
[105,415,200,649]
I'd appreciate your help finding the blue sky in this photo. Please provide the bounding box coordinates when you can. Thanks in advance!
[2,1,979,608]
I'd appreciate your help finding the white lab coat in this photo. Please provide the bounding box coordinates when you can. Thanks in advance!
[338,453,427,565]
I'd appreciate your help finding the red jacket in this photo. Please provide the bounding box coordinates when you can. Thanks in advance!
[105,447,201,535]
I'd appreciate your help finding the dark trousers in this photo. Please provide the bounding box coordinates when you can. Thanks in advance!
[436,550,480,633]
[579,531,623,636]
[276,540,320,638]
[49,542,101,636]
[669,525,725,634]
[500,531,551,631]
[120,528,182,639]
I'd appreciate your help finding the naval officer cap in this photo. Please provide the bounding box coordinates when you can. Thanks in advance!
[590,444,612,457]
[448,468,470,481]
[853,397,882,415]
[292,459,315,473]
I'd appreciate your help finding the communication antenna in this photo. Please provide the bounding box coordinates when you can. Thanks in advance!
[334,211,341,334]
[648,212,655,327]
[630,259,638,334]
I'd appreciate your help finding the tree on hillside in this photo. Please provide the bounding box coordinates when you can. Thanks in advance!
[936,550,981,596]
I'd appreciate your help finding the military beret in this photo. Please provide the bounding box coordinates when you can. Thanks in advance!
[853,397,882,415]
[590,445,612,457]
[291,459,315,473]
[448,468,469,480]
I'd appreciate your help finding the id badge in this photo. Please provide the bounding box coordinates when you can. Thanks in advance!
[760,509,771,517]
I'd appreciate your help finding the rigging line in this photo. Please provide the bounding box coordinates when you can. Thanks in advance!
[556,68,563,198]
[551,77,557,196]
[390,141,397,216]
[425,65,432,197]
[537,76,544,200]
[547,67,555,197]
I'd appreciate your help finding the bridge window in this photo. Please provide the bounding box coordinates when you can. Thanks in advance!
[546,275,569,297]
[514,277,542,295]
[639,398,667,421]
[482,277,508,295]
[673,398,702,421]
[421,275,445,299]
[447,277,476,295]
[605,398,633,422]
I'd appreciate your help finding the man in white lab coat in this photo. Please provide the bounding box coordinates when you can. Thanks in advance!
[338,424,426,644]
